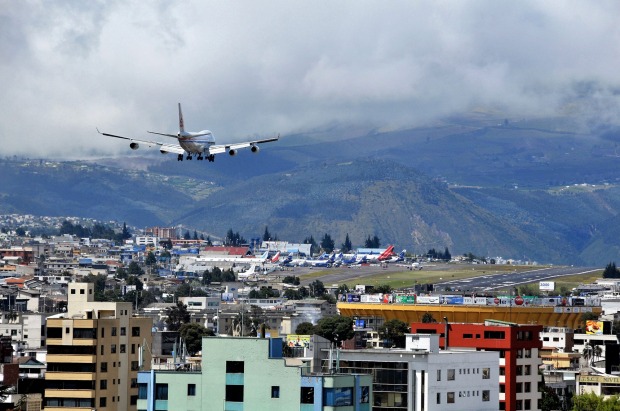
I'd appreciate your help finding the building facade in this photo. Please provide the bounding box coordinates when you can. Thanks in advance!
[44,282,152,410]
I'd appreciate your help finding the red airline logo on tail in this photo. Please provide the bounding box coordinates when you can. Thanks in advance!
[271,252,280,263]
[377,245,395,261]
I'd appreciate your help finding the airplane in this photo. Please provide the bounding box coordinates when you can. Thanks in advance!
[195,250,269,264]
[97,103,279,162]
[270,251,281,263]
[355,245,396,263]
[307,253,336,268]
[383,250,406,263]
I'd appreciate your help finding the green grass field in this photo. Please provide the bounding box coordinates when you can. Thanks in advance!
[299,264,603,294]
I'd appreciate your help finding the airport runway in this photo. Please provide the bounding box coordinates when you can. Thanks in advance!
[294,264,600,291]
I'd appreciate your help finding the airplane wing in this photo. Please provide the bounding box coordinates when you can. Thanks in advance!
[209,135,279,155]
[97,129,185,154]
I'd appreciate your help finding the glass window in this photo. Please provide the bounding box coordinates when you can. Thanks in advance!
[188,384,196,396]
[226,385,244,402]
[324,387,352,407]
[437,369,441,381]
[101,362,107,372]
[132,327,140,337]
[120,344,126,353]
[271,386,280,398]
[111,344,116,354]
[437,392,441,404]
[482,368,490,379]
[120,327,126,336]
[99,397,106,407]
[226,361,244,373]
[155,384,168,400]
[482,390,490,401]
[100,380,107,390]
[138,383,148,399]
[448,369,455,380]
[111,327,117,336]
[360,386,369,404]
[447,392,455,403]
[301,387,314,404]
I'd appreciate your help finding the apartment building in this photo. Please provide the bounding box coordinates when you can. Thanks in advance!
[137,336,372,410]
[44,283,152,410]
[410,320,543,411]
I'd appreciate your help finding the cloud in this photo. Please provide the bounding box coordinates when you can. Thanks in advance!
[2,0,620,158]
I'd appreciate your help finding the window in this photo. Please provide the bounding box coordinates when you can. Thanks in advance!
[131,361,139,371]
[448,369,455,380]
[101,328,105,338]
[101,345,104,355]
[301,387,314,404]
[324,387,352,407]
[132,327,140,337]
[155,384,168,400]
[111,344,116,354]
[99,397,106,407]
[65,327,70,334]
[131,344,135,354]
[120,327,126,336]
[130,395,137,405]
[525,365,531,375]
[360,386,369,404]
[271,386,280,398]
[226,361,245,373]
[71,289,76,294]
[482,367,490,379]
[188,384,196,396]
[101,362,107,372]
[226,385,244,402]
[524,399,531,410]
[517,382,523,393]
[120,344,126,353]
[80,289,85,294]
[437,392,441,404]
[482,390,490,401]
[111,327,117,336]
[138,383,148,400]
[525,382,531,392]
[447,392,455,403]
[437,369,441,381]
[100,380,107,390]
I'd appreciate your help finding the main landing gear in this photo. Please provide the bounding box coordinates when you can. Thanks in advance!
[177,153,215,162]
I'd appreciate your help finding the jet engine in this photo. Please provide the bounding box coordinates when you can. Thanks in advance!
[129,142,139,150]
[250,145,260,154]
[228,149,238,156]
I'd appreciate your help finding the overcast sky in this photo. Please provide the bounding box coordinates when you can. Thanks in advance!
[2,1,620,158]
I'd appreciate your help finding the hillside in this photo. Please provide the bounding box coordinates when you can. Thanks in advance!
[3,114,620,265]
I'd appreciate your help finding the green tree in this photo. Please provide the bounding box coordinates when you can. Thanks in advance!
[365,235,380,248]
[421,312,437,323]
[116,266,128,280]
[379,319,410,348]
[193,230,198,240]
[165,301,190,331]
[126,275,143,291]
[571,392,605,410]
[320,233,335,253]
[604,262,620,279]
[303,235,317,256]
[374,284,393,294]
[145,251,157,266]
[183,230,191,240]
[249,287,279,298]
[127,261,144,276]
[334,284,349,297]
[314,315,354,346]
[341,233,352,253]
[282,276,300,285]
[309,280,326,297]
[179,322,215,356]
[263,226,272,241]
[540,385,562,411]
[295,322,316,335]
[121,222,131,240]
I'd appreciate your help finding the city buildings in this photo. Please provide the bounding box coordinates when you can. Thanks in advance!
[44,283,152,410]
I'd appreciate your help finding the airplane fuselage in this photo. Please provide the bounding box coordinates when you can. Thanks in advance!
[178,130,215,154]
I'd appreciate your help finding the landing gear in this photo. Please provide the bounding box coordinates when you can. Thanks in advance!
[207,154,215,162]
[197,154,204,160]
[186,154,192,160]
[177,154,183,161]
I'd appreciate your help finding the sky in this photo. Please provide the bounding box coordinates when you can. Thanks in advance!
[2,1,620,158]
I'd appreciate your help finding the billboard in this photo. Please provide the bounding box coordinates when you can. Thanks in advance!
[287,334,311,348]
[586,320,604,335]
[395,295,416,304]
[539,281,555,291]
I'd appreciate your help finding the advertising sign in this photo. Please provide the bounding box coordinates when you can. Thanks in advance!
[539,281,555,291]
[287,335,311,347]
[346,294,361,303]
[586,320,604,335]
[395,295,416,304]
[417,296,440,304]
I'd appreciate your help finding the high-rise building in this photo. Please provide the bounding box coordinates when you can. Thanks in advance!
[44,283,152,410]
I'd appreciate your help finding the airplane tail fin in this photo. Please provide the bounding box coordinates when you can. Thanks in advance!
[178,103,185,133]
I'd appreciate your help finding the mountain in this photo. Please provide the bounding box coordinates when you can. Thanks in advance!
[3,113,620,265]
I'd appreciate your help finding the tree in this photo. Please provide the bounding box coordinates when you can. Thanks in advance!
[540,385,562,411]
[320,233,335,253]
[379,319,409,348]
[165,301,190,331]
[263,226,272,241]
[127,261,144,276]
[225,229,246,246]
[303,235,317,256]
[282,276,300,285]
[341,233,352,253]
[421,312,437,323]
[314,316,355,346]
[443,247,452,261]
[183,230,191,240]
[249,287,279,299]
[126,275,143,291]
[121,222,131,240]
[570,392,620,410]
[374,284,392,294]
[295,322,316,335]
[179,322,214,356]
[334,284,349,297]
[309,280,326,297]
[365,235,380,248]
[193,230,198,240]
[604,262,620,278]
[145,251,157,266]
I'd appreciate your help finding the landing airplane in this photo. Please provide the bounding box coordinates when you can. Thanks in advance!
[97,103,279,162]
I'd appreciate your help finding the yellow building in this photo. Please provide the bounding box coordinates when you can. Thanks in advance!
[44,283,152,410]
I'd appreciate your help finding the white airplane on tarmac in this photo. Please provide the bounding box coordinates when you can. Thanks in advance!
[98,103,279,162]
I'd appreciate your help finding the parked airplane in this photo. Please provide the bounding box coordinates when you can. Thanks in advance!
[356,245,396,263]
[383,250,406,263]
[270,251,281,263]
[195,250,269,264]
[307,253,336,268]
[98,103,279,162]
